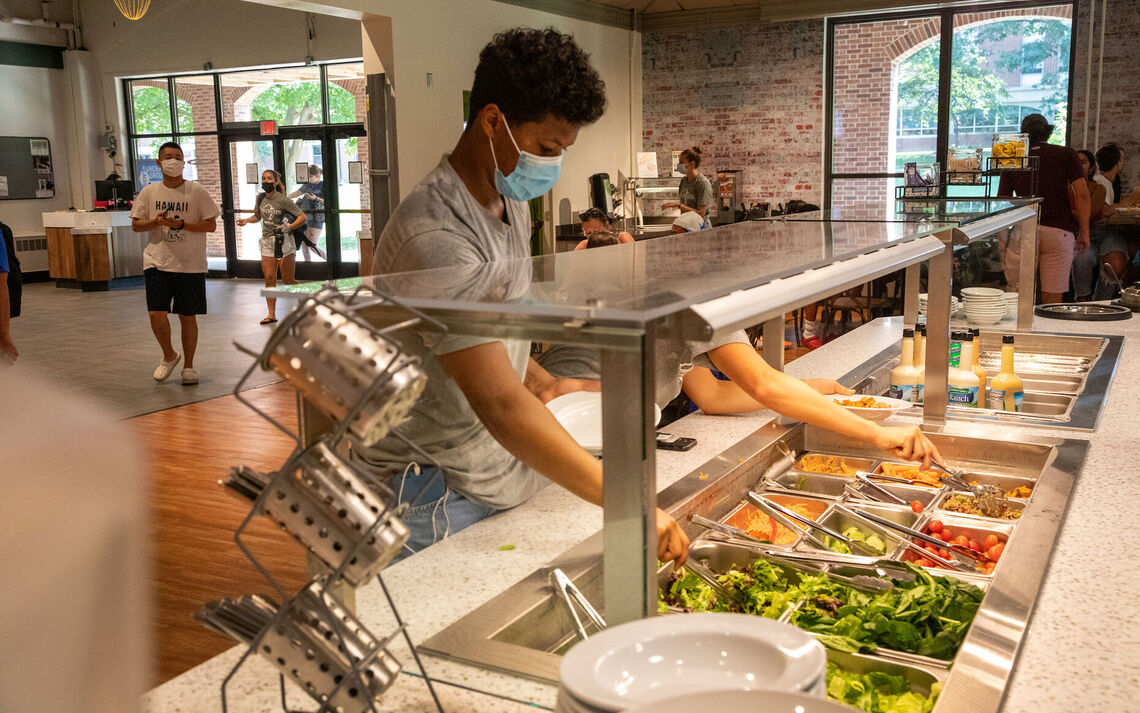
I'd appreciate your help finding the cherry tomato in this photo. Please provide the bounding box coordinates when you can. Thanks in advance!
[939,548,951,559]
[986,542,1005,562]
[934,530,951,542]
[926,544,941,555]
[916,558,934,567]
[927,520,943,534]
[941,529,953,540]
[968,539,982,553]
[984,534,1000,550]
[911,500,924,514]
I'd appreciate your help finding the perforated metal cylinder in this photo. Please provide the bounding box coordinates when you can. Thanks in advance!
[266,296,427,446]
[260,441,409,587]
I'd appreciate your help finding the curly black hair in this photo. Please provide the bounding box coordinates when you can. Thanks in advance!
[468,28,607,127]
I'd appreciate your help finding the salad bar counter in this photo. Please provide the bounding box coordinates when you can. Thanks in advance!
[422,421,1087,713]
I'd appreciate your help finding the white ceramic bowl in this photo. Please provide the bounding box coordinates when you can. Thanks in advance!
[546,392,662,457]
[559,614,826,712]
[833,393,912,421]
[965,312,1004,325]
[621,690,858,713]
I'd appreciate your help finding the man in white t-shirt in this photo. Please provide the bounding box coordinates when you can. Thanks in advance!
[1094,143,1123,205]
[130,142,220,385]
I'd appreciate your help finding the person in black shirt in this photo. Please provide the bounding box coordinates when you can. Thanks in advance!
[0,222,19,362]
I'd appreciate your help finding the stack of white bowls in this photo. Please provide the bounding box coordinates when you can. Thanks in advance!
[1004,292,1019,319]
[961,287,1008,325]
[918,292,960,318]
[556,614,827,713]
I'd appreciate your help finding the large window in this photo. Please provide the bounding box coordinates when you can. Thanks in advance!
[826,4,1075,206]
[125,62,369,276]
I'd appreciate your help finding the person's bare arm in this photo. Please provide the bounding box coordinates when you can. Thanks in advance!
[523,356,599,403]
[441,343,687,563]
[0,271,15,362]
[683,368,853,415]
[132,210,165,232]
[707,342,941,467]
[180,216,217,233]
[1071,177,1091,251]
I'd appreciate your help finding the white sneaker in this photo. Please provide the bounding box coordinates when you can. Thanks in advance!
[181,367,199,385]
[153,353,181,382]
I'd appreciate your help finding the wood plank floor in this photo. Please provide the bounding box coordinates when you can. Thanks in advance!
[129,381,308,684]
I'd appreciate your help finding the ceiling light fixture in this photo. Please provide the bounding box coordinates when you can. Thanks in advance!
[113,0,151,21]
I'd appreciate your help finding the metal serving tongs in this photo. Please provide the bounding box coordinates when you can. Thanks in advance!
[928,461,1006,518]
[763,548,917,583]
[746,492,884,558]
[850,471,909,506]
[681,558,749,610]
[758,549,893,593]
[549,568,606,643]
[687,513,774,546]
[839,505,982,572]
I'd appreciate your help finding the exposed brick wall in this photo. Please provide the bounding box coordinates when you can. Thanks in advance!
[643,1,1140,207]
[1071,0,1140,195]
[641,21,825,211]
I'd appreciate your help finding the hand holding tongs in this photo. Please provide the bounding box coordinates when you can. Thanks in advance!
[839,505,982,572]
[746,492,884,557]
[550,568,606,643]
[927,461,1006,518]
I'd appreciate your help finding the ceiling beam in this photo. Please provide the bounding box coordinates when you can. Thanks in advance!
[638,0,1049,29]
[491,0,636,30]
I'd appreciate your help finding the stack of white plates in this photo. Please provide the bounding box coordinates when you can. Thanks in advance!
[918,292,960,317]
[623,690,864,713]
[961,287,1008,325]
[546,392,662,457]
[556,614,827,713]
[1004,292,1019,318]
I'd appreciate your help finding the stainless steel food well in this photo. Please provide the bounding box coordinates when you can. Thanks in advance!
[419,421,1087,713]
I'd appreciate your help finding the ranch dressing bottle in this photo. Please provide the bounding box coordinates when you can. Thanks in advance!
[948,331,982,407]
[888,328,920,402]
[986,334,1024,412]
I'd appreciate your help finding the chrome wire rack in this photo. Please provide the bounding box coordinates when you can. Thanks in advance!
[198,282,449,713]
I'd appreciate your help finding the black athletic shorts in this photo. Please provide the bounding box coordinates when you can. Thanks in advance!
[144,268,207,315]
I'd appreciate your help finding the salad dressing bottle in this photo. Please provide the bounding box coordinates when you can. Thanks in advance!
[986,334,1024,412]
[914,324,926,404]
[969,329,988,389]
[947,332,982,407]
[888,328,921,402]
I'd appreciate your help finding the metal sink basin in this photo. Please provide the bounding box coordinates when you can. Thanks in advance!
[419,421,1084,708]
[847,330,1122,430]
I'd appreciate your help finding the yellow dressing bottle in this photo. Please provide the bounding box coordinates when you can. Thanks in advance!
[986,334,1024,412]
[914,324,926,404]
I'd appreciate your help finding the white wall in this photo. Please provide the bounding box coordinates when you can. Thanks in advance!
[0,64,75,236]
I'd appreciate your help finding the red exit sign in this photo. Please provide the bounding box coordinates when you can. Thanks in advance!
[259,120,277,136]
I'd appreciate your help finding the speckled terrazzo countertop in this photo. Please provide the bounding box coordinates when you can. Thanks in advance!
[142,313,1137,713]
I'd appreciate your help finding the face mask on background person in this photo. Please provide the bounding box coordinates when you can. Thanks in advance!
[488,116,562,202]
[677,162,687,173]
[262,181,277,193]
[160,159,184,177]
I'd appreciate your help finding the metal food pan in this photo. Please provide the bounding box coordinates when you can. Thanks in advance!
[826,649,948,691]
[963,472,1037,500]
[798,503,918,558]
[937,492,1025,522]
[985,370,1085,394]
[976,353,1091,375]
[871,462,946,489]
[893,515,1015,578]
[770,471,852,499]
[792,451,878,477]
[950,392,1075,419]
[848,480,945,509]
[720,493,835,549]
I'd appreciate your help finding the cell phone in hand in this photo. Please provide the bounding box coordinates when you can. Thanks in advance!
[656,432,697,451]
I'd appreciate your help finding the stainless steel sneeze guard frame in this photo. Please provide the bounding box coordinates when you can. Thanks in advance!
[419,420,1088,713]
[273,208,1018,627]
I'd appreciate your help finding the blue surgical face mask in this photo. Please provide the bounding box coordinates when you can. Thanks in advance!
[677,162,687,173]
[489,117,562,201]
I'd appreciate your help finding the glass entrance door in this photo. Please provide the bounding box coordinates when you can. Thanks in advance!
[281,135,329,281]
[223,137,274,278]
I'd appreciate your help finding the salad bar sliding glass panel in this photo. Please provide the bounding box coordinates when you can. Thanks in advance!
[422,421,1087,713]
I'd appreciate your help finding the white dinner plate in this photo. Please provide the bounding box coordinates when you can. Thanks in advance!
[559,614,826,712]
[833,393,911,421]
[546,392,662,457]
[622,689,856,713]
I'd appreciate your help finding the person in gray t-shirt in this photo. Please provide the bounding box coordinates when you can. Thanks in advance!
[664,146,713,226]
[355,28,692,565]
[237,169,306,325]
